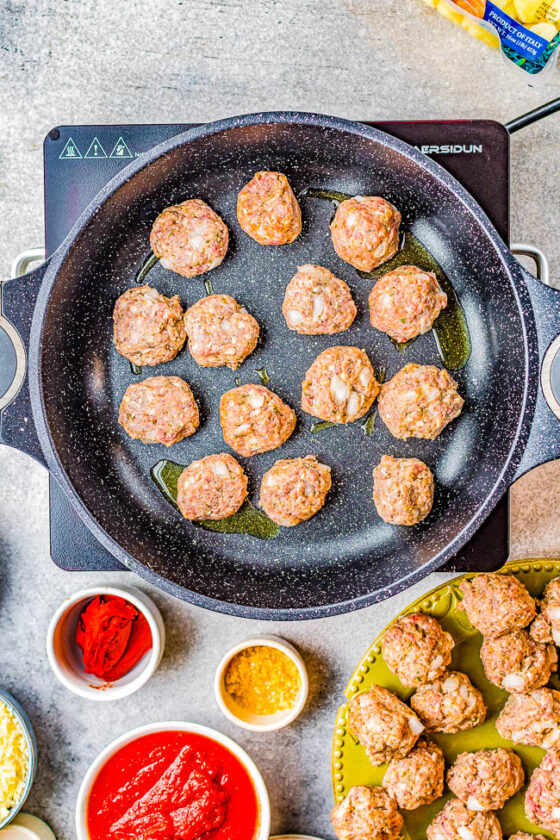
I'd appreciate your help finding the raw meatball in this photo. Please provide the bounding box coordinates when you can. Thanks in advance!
[496,688,560,749]
[525,750,560,836]
[331,786,402,840]
[258,455,331,527]
[150,199,228,278]
[330,196,401,272]
[219,384,296,457]
[176,453,247,521]
[118,376,199,446]
[459,573,536,638]
[480,629,557,693]
[446,748,524,812]
[185,294,259,370]
[282,264,357,334]
[382,612,454,687]
[236,171,302,245]
[301,346,379,424]
[427,799,502,840]
[113,285,186,366]
[509,834,547,840]
[373,455,434,527]
[382,737,445,810]
[369,265,447,343]
[348,684,424,766]
[378,363,464,440]
[411,671,486,734]
[531,577,560,646]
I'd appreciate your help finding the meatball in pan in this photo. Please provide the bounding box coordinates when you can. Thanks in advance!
[119,376,199,446]
[220,384,296,457]
[373,455,434,526]
[348,684,424,766]
[283,264,357,334]
[302,346,380,424]
[185,294,259,370]
[113,285,186,367]
[330,196,401,272]
[258,455,331,527]
[369,264,447,343]
[331,785,402,840]
[382,612,454,688]
[176,453,247,521]
[150,198,228,278]
[237,171,301,245]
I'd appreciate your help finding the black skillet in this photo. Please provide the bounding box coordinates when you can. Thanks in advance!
[2,111,560,619]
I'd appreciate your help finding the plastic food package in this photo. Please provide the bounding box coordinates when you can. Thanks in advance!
[421,0,560,80]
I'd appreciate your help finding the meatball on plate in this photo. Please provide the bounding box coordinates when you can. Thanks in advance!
[220,384,296,457]
[480,628,557,693]
[496,687,560,749]
[525,749,560,836]
[427,799,502,840]
[330,196,401,272]
[331,786,402,840]
[185,294,259,370]
[369,264,447,343]
[150,198,228,277]
[531,576,560,645]
[382,737,445,810]
[378,363,464,440]
[410,671,486,734]
[348,685,424,766]
[381,612,454,687]
[301,346,380,424]
[176,453,247,521]
[258,455,331,527]
[446,748,524,812]
[236,171,302,245]
[459,573,536,638]
[118,376,199,446]
[373,455,434,526]
[282,264,357,334]
[113,285,186,366]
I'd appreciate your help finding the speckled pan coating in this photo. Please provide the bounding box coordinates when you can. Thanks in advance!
[3,112,560,619]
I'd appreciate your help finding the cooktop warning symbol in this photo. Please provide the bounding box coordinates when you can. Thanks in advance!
[84,137,107,159]
[59,137,82,159]
[109,136,133,159]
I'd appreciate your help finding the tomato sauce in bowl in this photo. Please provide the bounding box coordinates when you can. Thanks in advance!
[85,730,261,840]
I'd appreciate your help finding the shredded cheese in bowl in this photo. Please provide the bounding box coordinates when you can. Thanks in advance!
[0,700,30,823]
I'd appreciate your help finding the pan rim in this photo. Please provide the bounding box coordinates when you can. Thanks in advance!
[27,111,538,618]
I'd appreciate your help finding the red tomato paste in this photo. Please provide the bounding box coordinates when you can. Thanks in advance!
[86,730,260,840]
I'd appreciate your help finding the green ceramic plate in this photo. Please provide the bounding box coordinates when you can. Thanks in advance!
[332,559,560,839]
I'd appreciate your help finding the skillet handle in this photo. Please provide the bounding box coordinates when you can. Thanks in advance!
[0,251,50,467]
[513,267,560,481]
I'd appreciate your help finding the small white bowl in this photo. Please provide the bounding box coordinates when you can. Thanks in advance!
[47,585,165,701]
[75,721,270,840]
[214,635,309,732]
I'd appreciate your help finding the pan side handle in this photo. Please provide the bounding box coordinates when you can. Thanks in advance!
[513,266,560,481]
[0,251,50,467]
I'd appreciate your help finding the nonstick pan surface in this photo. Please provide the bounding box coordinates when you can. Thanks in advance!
[11,113,560,617]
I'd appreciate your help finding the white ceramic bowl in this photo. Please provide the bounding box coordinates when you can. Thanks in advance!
[46,585,165,701]
[214,635,309,732]
[75,721,270,840]
[0,693,37,830]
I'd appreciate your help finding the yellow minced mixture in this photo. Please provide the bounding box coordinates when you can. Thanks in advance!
[224,645,301,715]
[0,702,29,822]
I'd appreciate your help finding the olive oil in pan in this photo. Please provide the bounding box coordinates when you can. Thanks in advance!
[130,363,142,375]
[135,252,159,285]
[359,232,471,370]
[299,187,353,205]
[150,459,279,540]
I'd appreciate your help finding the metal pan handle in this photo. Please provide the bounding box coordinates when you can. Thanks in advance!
[513,264,560,481]
[0,249,49,466]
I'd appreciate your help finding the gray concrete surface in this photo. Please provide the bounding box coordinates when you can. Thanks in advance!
[1,1,560,837]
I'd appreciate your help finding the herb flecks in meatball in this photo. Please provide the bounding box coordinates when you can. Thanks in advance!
[480,629,557,693]
[283,264,357,335]
[411,671,486,734]
[496,688,560,749]
[237,171,301,246]
[185,294,260,370]
[382,736,445,810]
[302,346,380,424]
[378,363,463,440]
[459,573,536,638]
[220,384,296,457]
[118,376,199,446]
[348,684,423,766]
[258,456,331,527]
[330,196,401,273]
[113,285,186,367]
[373,456,434,527]
[369,264,447,343]
[150,199,229,278]
[331,785,403,840]
[525,749,560,835]
[176,453,247,521]
[427,798,502,840]
[382,612,454,687]
[447,748,524,812]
